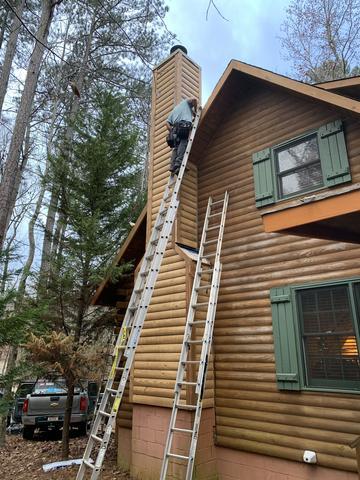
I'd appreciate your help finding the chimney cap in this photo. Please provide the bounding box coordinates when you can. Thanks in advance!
[170,45,187,55]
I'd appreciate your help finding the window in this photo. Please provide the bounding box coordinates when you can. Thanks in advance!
[275,134,323,197]
[270,279,360,392]
[252,120,351,207]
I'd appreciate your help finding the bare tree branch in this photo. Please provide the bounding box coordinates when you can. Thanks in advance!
[206,0,229,21]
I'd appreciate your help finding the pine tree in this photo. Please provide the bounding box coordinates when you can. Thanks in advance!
[27,90,142,458]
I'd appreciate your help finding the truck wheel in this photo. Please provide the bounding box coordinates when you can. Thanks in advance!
[23,426,35,440]
[78,422,87,436]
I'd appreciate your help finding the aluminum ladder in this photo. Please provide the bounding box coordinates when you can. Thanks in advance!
[76,108,202,480]
[160,191,229,480]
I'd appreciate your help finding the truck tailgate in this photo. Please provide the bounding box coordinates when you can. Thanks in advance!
[27,394,81,415]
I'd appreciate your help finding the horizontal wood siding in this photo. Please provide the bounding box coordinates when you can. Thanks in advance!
[133,52,202,407]
[197,83,360,472]
[133,248,188,406]
[177,161,198,248]
[115,277,134,429]
[148,51,201,236]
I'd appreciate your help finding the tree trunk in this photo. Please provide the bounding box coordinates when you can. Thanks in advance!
[39,187,59,289]
[0,346,17,446]
[0,0,25,116]
[38,12,96,281]
[0,8,9,51]
[36,14,71,290]
[61,375,75,459]
[0,0,58,251]
[18,185,45,295]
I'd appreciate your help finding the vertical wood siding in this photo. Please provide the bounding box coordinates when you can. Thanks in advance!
[197,84,360,472]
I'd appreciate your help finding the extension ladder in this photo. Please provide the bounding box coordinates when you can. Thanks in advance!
[160,191,229,480]
[76,108,202,480]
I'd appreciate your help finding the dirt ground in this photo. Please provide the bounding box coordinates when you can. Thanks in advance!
[0,432,132,479]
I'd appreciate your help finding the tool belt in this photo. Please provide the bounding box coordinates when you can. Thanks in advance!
[166,121,192,148]
[166,130,176,148]
[175,120,192,139]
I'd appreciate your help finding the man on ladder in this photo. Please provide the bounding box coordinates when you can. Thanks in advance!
[166,98,198,175]
[75,104,202,480]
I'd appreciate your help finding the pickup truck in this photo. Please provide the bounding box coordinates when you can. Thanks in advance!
[22,378,98,440]
[12,380,36,424]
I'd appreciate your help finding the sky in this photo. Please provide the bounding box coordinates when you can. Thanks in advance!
[165,0,291,102]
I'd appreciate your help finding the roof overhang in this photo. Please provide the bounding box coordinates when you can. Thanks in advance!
[204,60,360,119]
[261,184,360,244]
[316,76,360,91]
[191,61,360,162]
[92,206,147,306]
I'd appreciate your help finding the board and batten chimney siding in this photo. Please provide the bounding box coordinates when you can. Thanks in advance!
[132,50,203,407]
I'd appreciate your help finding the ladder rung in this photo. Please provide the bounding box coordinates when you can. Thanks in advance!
[197,269,213,275]
[195,284,211,291]
[155,222,164,230]
[172,427,193,434]
[83,459,94,469]
[208,211,222,217]
[99,410,111,418]
[187,339,203,344]
[134,287,144,294]
[160,208,168,216]
[178,381,197,386]
[211,199,225,205]
[150,238,159,245]
[182,360,201,364]
[128,305,138,311]
[206,225,220,231]
[140,270,149,277]
[176,404,197,411]
[189,320,206,326]
[145,253,154,261]
[192,302,208,307]
[202,253,216,259]
[203,238,218,245]
[91,434,103,443]
[106,387,117,394]
[167,453,189,461]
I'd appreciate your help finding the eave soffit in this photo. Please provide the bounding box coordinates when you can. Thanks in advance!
[91,206,147,306]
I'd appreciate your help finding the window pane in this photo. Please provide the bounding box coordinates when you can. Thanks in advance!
[276,135,324,197]
[298,286,360,387]
[280,164,323,196]
[277,136,319,173]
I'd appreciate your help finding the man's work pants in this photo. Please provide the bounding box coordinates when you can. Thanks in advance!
[170,137,188,175]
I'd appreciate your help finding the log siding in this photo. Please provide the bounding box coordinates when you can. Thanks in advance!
[196,83,360,472]
[133,50,202,406]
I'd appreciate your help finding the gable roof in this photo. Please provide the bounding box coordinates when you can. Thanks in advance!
[191,60,360,159]
[316,75,360,91]
[203,60,360,119]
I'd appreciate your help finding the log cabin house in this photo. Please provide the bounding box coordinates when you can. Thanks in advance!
[93,46,360,480]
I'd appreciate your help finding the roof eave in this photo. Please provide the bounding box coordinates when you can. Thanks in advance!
[91,206,147,306]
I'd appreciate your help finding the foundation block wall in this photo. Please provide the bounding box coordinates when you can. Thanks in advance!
[128,405,217,480]
[117,404,359,480]
[215,447,358,480]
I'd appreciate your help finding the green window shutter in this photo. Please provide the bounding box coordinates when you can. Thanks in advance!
[318,120,351,187]
[252,148,275,207]
[270,286,300,391]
